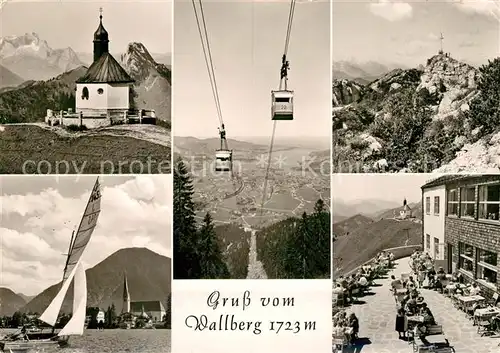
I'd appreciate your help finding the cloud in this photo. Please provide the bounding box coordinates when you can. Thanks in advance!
[369,0,413,21]
[451,0,500,20]
[0,175,172,296]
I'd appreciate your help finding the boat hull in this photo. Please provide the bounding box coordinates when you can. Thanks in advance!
[0,334,69,352]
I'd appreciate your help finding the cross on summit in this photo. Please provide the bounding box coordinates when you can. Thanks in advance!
[439,32,444,54]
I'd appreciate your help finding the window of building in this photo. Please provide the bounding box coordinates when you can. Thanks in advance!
[426,197,430,215]
[97,88,104,95]
[447,189,458,216]
[82,86,89,100]
[460,187,475,218]
[434,196,440,215]
[478,184,500,221]
[477,248,498,286]
[426,234,430,250]
[434,237,439,258]
[458,242,474,274]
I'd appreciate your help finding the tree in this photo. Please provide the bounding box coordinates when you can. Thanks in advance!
[198,213,230,279]
[173,158,201,278]
[164,293,171,329]
[468,58,500,136]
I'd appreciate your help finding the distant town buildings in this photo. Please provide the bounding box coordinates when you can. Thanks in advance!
[421,175,500,297]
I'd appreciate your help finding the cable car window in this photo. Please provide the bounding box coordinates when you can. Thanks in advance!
[275,97,290,103]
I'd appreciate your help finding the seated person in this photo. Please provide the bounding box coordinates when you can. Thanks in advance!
[421,307,436,326]
[405,298,418,315]
[469,283,481,296]
[413,323,427,340]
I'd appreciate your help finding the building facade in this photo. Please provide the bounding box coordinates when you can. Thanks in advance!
[75,11,134,125]
[422,175,500,298]
[422,183,446,267]
[130,301,166,323]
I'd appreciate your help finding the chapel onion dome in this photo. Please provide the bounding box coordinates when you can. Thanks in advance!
[94,14,109,42]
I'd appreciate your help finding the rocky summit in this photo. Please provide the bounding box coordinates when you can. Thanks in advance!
[332,53,498,173]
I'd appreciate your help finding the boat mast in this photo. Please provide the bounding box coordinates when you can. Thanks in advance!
[62,230,75,282]
[62,177,99,282]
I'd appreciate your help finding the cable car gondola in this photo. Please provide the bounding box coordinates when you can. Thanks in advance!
[271,89,294,120]
[215,149,232,172]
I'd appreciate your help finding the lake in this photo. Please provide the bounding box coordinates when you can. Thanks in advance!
[0,329,171,353]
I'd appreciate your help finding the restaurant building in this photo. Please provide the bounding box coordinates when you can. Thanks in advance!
[421,175,500,298]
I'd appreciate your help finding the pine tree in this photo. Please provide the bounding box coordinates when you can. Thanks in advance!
[173,158,201,278]
[198,212,230,279]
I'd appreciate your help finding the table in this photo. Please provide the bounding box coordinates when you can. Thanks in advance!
[473,307,500,325]
[458,295,485,311]
[423,334,448,345]
[407,315,424,323]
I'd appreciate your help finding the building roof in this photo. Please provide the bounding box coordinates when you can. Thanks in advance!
[94,15,109,42]
[76,52,134,84]
[130,301,165,312]
[421,175,475,189]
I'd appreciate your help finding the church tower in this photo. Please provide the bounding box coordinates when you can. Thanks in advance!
[75,7,134,123]
[122,273,131,314]
[93,8,109,62]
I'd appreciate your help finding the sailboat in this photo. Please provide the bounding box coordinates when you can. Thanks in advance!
[0,177,102,353]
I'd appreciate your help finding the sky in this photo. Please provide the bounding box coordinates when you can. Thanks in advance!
[0,175,172,296]
[332,0,500,67]
[332,173,438,204]
[0,0,172,54]
[173,0,330,140]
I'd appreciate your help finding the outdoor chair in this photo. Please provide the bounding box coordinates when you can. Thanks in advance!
[477,317,494,336]
[489,293,499,306]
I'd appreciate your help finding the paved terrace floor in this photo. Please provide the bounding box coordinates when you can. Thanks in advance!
[339,257,500,353]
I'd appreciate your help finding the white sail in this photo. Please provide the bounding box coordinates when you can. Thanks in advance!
[58,262,87,336]
[63,178,101,282]
[38,263,79,327]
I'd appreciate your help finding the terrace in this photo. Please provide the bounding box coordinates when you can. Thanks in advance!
[333,255,500,353]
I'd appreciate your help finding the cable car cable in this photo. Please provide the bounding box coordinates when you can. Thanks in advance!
[259,0,296,218]
[191,0,226,137]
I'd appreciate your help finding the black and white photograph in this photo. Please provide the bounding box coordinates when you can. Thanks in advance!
[332,173,500,352]
[173,0,331,280]
[332,1,500,173]
[0,1,172,174]
[0,175,172,352]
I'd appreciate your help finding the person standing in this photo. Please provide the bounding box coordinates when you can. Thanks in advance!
[395,308,407,340]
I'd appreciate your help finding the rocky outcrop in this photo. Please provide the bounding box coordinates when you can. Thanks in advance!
[332,53,488,172]
[120,42,171,122]
[417,54,479,121]
[332,79,364,106]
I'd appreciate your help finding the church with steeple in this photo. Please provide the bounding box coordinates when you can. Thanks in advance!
[74,8,134,125]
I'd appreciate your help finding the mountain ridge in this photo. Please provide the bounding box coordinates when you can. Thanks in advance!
[332,52,492,173]
[0,32,84,81]
[21,247,171,315]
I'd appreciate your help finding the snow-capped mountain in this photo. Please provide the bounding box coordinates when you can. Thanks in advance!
[0,32,84,81]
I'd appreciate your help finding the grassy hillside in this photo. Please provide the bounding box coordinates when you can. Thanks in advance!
[333,214,373,236]
[333,219,422,277]
[0,125,171,174]
[0,67,85,124]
